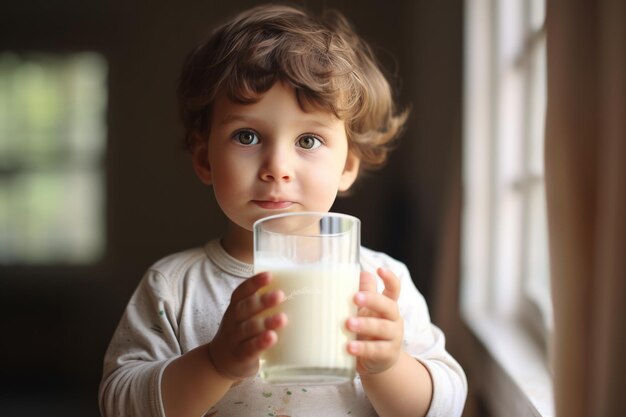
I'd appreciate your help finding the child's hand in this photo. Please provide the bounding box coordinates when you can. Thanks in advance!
[208,272,287,381]
[346,268,403,375]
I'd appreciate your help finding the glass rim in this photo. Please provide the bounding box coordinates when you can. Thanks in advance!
[253,211,360,234]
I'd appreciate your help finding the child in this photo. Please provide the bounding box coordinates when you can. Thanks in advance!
[99,4,467,417]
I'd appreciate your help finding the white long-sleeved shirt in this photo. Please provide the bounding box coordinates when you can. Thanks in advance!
[99,239,467,417]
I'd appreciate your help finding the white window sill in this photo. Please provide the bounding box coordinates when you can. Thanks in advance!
[462,310,554,417]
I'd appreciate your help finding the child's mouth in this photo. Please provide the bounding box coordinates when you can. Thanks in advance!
[253,200,293,209]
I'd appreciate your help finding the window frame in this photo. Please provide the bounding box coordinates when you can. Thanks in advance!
[0,51,108,265]
[461,0,554,415]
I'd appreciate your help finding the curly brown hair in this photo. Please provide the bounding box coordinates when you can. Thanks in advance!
[178,3,408,170]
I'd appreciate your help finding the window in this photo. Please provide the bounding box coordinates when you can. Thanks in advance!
[461,0,553,416]
[0,52,107,265]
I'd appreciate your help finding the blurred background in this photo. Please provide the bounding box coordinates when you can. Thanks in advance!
[0,1,463,415]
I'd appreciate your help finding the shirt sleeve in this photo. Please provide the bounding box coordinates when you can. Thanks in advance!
[362,250,468,417]
[98,269,181,417]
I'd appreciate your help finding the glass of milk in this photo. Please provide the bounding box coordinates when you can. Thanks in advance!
[253,211,360,385]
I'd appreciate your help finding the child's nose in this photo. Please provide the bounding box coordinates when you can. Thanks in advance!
[259,146,294,183]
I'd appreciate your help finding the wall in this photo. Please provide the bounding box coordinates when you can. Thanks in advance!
[0,1,462,415]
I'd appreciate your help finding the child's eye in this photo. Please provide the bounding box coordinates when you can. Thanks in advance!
[296,135,322,150]
[233,130,259,145]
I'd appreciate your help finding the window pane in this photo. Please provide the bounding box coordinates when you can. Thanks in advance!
[525,183,553,330]
[528,36,547,175]
[522,18,551,331]
[463,0,552,337]
[0,52,107,265]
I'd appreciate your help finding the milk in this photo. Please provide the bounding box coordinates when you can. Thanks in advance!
[256,262,360,384]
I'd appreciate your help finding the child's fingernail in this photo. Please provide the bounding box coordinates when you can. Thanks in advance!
[355,292,366,304]
[347,317,359,331]
[348,341,360,354]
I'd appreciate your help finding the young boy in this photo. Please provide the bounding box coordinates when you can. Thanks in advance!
[99,4,466,417]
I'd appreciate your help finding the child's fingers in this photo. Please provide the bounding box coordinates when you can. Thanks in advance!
[233,288,284,321]
[359,270,377,293]
[354,291,399,321]
[230,272,272,304]
[238,313,288,341]
[239,329,279,358]
[216,316,284,364]
[377,268,401,301]
[347,339,396,361]
[346,316,397,340]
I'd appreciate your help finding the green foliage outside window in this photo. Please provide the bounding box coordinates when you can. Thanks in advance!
[0,52,107,264]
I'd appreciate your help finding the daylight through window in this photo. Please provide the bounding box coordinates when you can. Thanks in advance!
[461,0,552,342]
[0,52,107,265]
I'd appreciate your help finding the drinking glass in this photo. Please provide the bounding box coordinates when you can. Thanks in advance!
[253,212,361,385]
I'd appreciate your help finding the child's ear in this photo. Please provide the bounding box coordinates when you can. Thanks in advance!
[338,151,360,192]
[191,136,213,186]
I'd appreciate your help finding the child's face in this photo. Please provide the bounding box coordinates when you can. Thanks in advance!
[193,82,360,235]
